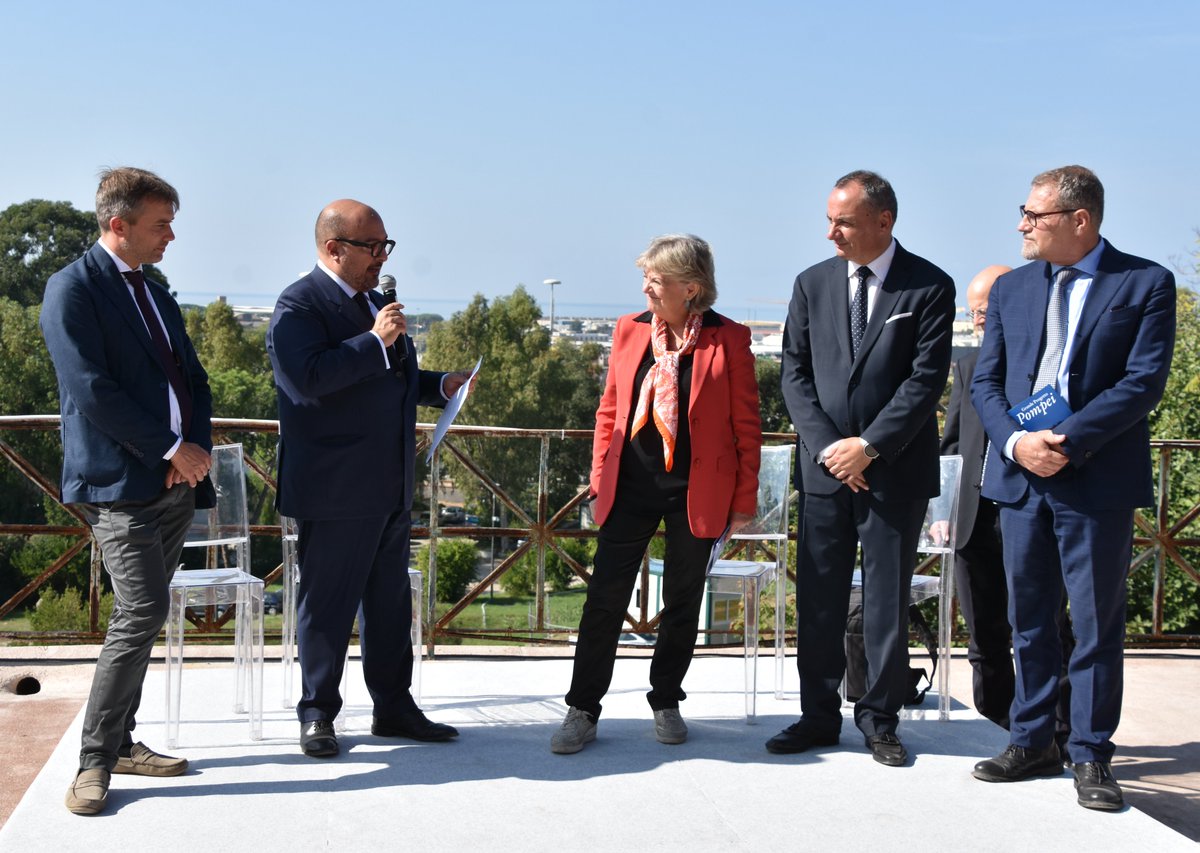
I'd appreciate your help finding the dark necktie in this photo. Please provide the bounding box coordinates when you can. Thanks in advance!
[850,265,870,358]
[1034,266,1078,392]
[124,270,193,437]
[352,292,375,331]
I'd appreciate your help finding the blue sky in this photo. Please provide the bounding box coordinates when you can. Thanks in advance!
[3,1,1197,324]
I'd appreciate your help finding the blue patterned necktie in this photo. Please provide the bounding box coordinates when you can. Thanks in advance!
[850,266,870,358]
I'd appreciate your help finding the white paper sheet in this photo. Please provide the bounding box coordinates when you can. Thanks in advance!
[426,357,482,462]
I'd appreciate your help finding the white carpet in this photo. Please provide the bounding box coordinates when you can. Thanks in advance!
[1,655,1192,853]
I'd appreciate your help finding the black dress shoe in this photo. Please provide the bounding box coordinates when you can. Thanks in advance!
[372,710,459,742]
[300,720,339,758]
[1074,761,1124,811]
[866,732,908,767]
[973,743,1062,782]
[765,721,839,755]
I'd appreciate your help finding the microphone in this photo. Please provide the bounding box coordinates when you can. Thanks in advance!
[377,275,407,369]
[379,274,397,305]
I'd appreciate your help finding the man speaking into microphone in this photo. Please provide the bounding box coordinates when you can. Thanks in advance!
[268,199,474,758]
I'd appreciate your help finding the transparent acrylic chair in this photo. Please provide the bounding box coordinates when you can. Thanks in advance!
[280,515,423,718]
[917,453,963,720]
[847,453,963,721]
[707,444,794,722]
[165,443,264,747]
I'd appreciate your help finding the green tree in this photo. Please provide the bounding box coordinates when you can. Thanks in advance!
[755,357,791,433]
[420,286,603,517]
[0,200,97,305]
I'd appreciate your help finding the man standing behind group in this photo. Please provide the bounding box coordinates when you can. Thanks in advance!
[971,166,1175,811]
[268,199,474,758]
[41,167,214,815]
[939,265,1073,743]
[773,170,954,766]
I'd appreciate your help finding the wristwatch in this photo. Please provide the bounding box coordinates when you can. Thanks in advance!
[861,440,879,459]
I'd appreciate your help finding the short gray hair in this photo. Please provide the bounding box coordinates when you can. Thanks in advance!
[635,233,718,312]
[834,169,897,221]
[95,167,179,232]
[1031,165,1104,228]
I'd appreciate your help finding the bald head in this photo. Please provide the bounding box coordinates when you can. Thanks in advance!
[966,264,1011,336]
[315,199,382,248]
[315,199,391,292]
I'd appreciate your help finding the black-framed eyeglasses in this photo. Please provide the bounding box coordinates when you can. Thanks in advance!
[333,237,396,258]
[1019,205,1077,227]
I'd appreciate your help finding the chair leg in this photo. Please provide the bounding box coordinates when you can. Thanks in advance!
[165,588,186,750]
[742,577,760,723]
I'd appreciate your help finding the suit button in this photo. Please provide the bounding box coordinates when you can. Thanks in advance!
[1085,450,1093,459]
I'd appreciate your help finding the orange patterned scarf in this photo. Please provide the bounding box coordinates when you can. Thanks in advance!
[630,312,703,471]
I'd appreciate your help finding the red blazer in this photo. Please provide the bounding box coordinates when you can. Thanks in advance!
[590,310,761,538]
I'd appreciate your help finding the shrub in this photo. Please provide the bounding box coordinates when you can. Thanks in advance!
[504,538,594,597]
[29,586,114,633]
[414,539,480,603]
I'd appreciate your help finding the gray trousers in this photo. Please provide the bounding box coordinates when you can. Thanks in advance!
[77,483,195,771]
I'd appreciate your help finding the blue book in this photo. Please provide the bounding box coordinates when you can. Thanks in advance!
[1008,385,1072,431]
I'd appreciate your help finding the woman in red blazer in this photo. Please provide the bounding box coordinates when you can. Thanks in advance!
[551,234,761,754]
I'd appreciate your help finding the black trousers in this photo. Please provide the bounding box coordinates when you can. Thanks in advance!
[296,510,417,723]
[956,498,1073,742]
[795,488,926,738]
[565,495,714,720]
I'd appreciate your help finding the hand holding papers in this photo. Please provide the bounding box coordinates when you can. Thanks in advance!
[427,357,482,462]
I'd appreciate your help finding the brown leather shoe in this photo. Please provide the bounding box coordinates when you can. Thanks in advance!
[113,742,189,777]
[65,768,110,815]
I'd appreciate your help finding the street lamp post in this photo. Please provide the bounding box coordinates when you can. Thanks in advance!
[543,278,561,340]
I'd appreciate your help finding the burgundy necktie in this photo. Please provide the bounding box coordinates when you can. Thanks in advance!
[124,270,193,437]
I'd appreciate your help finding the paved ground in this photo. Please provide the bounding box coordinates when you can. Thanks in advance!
[0,647,1196,845]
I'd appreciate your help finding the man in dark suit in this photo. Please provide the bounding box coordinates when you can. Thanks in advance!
[938,265,1073,741]
[268,199,473,758]
[772,170,955,766]
[970,166,1175,810]
[41,167,214,815]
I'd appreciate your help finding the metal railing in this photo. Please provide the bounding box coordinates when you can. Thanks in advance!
[1,416,1197,647]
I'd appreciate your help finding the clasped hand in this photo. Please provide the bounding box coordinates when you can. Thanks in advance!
[824,437,872,493]
[166,442,212,488]
[1013,430,1069,477]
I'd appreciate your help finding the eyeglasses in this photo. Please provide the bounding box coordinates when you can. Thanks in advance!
[1019,205,1077,227]
[333,237,396,258]
[967,308,987,320]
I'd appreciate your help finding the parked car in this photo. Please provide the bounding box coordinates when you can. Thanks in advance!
[264,590,284,615]
[439,506,466,524]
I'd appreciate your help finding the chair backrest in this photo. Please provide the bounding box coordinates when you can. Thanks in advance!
[918,454,963,555]
[732,444,794,541]
[183,444,250,568]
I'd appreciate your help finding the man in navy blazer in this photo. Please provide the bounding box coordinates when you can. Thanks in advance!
[268,199,472,758]
[970,166,1176,810]
[773,171,955,766]
[41,167,213,815]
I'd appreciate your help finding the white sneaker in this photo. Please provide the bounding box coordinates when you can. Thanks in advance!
[654,708,688,744]
[551,707,597,754]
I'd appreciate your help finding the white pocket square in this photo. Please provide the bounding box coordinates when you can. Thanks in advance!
[884,312,913,325]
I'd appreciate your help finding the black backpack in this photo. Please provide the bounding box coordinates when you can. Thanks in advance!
[844,585,938,705]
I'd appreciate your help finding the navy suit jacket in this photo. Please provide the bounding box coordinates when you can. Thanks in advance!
[781,241,956,499]
[971,241,1176,510]
[40,243,214,506]
[267,267,447,521]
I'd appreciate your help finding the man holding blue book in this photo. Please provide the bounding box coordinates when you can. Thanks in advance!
[969,166,1176,811]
